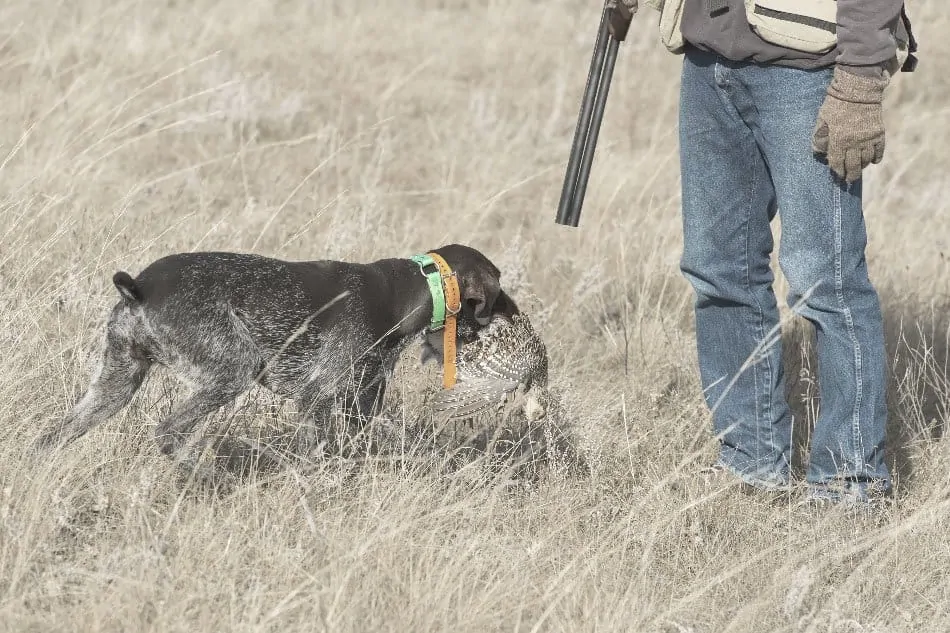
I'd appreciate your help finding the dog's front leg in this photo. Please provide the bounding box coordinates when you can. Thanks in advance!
[334,378,391,457]
[292,383,384,460]
[289,383,338,461]
[345,380,387,424]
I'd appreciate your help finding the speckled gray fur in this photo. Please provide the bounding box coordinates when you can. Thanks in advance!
[35,244,519,469]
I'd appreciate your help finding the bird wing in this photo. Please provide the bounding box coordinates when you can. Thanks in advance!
[462,350,533,382]
[430,376,522,420]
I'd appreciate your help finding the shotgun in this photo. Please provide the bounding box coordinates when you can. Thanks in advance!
[555,1,633,228]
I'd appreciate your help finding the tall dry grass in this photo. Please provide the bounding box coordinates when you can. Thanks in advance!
[1,1,949,631]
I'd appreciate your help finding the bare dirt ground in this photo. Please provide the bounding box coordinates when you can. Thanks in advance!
[1,1,949,631]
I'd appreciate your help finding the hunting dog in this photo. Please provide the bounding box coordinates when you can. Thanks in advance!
[35,244,518,467]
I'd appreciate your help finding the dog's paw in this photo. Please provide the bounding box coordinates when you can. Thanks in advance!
[176,460,239,495]
[32,424,77,455]
[32,432,59,454]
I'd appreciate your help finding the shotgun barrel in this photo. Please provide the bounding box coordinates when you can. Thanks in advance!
[555,1,632,228]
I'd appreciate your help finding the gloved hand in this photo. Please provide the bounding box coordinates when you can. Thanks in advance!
[811,66,889,184]
[609,0,638,15]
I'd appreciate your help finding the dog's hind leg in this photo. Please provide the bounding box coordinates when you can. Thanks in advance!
[35,322,152,452]
[153,307,261,454]
[153,382,247,461]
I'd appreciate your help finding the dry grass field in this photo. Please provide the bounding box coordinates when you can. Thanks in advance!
[2,0,950,631]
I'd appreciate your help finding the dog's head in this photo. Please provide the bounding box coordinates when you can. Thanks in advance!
[419,243,520,365]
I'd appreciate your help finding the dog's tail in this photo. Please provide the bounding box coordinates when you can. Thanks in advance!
[113,271,142,304]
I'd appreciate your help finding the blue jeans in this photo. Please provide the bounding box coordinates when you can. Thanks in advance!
[678,46,891,501]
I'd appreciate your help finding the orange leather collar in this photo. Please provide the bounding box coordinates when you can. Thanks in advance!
[426,252,461,389]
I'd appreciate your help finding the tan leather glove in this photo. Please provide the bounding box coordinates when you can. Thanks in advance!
[811,66,889,184]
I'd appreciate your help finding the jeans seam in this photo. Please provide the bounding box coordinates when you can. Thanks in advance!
[719,61,774,475]
[745,144,773,473]
[832,181,864,476]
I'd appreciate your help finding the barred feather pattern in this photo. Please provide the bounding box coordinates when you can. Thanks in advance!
[430,313,550,421]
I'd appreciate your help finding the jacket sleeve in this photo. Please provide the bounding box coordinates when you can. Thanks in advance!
[835,0,906,72]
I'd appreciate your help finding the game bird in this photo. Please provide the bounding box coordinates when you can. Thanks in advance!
[431,312,556,423]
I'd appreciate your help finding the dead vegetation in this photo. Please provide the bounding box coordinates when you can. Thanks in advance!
[1,1,949,631]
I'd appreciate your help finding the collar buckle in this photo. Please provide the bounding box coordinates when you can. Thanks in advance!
[410,251,461,389]
[441,270,461,316]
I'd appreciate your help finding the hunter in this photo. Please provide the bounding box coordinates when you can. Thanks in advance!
[624,0,915,506]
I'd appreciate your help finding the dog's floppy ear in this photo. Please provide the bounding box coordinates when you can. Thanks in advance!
[431,243,520,325]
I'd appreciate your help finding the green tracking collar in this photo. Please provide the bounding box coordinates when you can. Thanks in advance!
[410,253,447,331]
